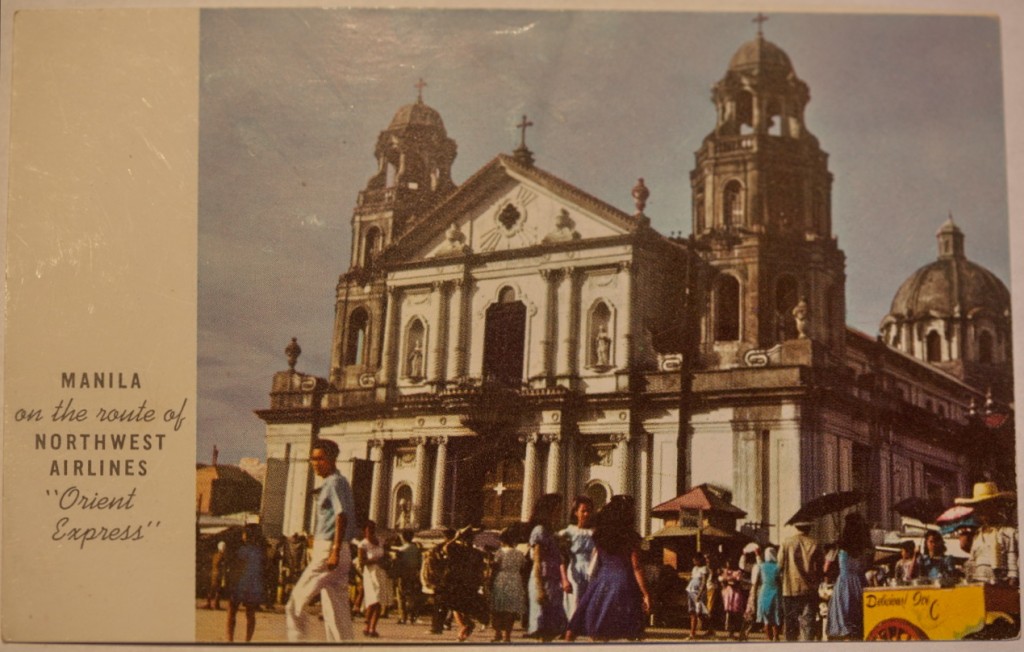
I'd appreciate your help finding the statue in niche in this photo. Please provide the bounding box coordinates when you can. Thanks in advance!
[394,498,412,530]
[408,339,424,378]
[595,326,612,367]
[792,298,809,339]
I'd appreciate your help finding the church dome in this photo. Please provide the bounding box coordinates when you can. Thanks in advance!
[728,35,795,75]
[388,98,447,132]
[888,219,1009,320]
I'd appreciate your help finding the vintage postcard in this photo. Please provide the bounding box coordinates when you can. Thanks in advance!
[2,0,1023,646]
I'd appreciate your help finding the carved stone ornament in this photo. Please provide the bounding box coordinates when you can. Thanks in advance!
[743,344,783,367]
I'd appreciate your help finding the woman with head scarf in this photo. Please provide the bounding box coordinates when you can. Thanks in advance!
[755,547,782,641]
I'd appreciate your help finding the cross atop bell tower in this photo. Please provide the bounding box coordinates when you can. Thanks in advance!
[753,12,769,36]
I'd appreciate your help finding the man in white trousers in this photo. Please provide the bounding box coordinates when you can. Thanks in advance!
[285,438,357,641]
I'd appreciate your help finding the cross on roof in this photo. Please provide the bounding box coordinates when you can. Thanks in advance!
[517,114,534,150]
[753,13,769,37]
[415,78,427,102]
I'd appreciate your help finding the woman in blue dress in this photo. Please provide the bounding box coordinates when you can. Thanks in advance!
[559,496,595,620]
[565,495,651,642]
[827,513,871,640]
[227,524,266,642]
[755,547,782,641]
[528,493,568,641]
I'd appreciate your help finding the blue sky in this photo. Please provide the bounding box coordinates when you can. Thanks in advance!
[198,9,1010,463]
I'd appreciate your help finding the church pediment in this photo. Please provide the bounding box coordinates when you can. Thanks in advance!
[390,154,640,262]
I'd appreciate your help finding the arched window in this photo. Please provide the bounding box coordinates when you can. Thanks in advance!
[589,301,613,367]
[926,331,942,363]
[344,308,369,366]
[714,275,741,341]
[723,181,743,227]
[362,226,381,267]
[979,330,994,364]
[483,287,526,386]
[695,192,706,232]
[404,318,426,379]
[775,275,799,341]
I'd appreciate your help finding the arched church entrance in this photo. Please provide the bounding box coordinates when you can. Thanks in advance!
[481,457,524,530]
[483,287,526,387]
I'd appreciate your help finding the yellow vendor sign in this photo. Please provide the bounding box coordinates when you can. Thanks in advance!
[863,585,986,640]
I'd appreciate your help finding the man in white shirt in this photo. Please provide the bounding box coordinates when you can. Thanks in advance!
[285,438,358,641]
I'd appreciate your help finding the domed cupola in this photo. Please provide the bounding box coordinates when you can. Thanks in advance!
[350,80,458,270]
[881,216,1012,396]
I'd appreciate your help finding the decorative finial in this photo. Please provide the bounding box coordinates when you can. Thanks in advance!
[753,13,769,37]
[632,178,650,215]
[415,78,427,103]
[513,114,535,166]
[285,337,301,371]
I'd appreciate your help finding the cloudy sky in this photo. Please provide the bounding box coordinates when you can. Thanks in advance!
[198,8,1010,464]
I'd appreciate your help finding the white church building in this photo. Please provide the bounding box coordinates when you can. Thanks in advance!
[256,30,1013,545]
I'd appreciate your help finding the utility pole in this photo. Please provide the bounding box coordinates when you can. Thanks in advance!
[677,233,702,496]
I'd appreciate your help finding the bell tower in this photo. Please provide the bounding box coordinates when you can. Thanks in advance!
[692,21,846,364]
[330,82,458,392]
[350,79,457,271]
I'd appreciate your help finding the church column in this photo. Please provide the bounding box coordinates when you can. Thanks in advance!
[556,268,579,381]
[412,436,429,528]
[446,278,466,381]
[429,281,448,384]
[613,432,632,497]
[520,434,540,520]
[539,269,559,381]
[617,262,633,368]
[543,433,563,496]
[430,436,449,528]
[378,286,401,396]
[637,431,651,536]
[368,438,387,524]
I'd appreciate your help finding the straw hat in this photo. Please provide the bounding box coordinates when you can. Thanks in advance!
[954,481,1016,505]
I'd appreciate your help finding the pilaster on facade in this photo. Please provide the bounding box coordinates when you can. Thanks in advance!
[429,281,448,385]
[635,431,652,536]
[556,267,581,384]
[616,261,634,369]
[543,433,563,495]
[520,433,540,520]
[368,438,387,524]
[378,286,402,399]
[446,278,468,382]
[430,436,449,528]
[611,431,632,496]
[538,268,560,383]
[412,436,429,529]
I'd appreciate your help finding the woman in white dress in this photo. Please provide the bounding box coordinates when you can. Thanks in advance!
[357,520,392,637]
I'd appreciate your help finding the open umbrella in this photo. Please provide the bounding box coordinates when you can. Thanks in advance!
[893,497,945,524]
[786,490,866,526]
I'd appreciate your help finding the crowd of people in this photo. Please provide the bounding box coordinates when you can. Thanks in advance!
[201,440,1018,644]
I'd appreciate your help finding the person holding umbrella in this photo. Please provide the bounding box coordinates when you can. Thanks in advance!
[778,521,823,641]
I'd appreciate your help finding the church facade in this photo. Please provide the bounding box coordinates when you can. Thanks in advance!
[256,32,1013,545]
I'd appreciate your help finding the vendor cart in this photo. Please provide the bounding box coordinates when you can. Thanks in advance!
[863,583,1019,640]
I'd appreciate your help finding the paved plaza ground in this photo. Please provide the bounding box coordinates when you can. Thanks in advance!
[195,601,770,644]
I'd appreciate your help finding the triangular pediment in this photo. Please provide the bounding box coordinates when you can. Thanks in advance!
[391,155,640,262]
